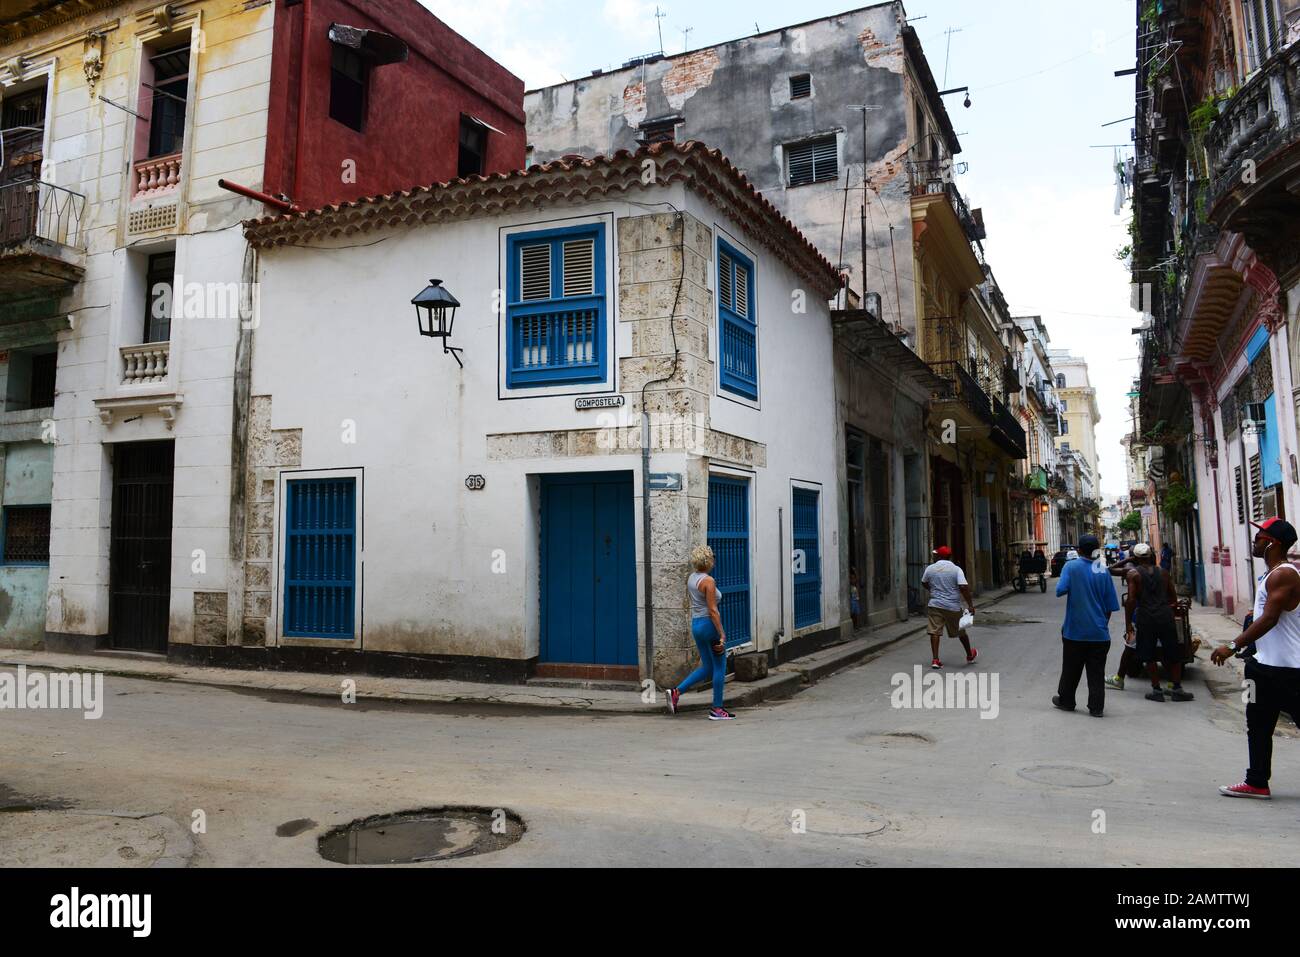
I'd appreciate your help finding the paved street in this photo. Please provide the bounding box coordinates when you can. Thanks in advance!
[2,588,1296,868]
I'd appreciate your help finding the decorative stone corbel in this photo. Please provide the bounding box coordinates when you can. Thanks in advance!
[0,57,24,88]
[159,405,178,430]
[98,407,114,427]
[138,4,176,32]
[83,33,105,97]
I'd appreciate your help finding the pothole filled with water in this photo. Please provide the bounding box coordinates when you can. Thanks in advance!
[318,807,524,865]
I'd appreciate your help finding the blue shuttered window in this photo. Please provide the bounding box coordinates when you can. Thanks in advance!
[717,240,758,400]
[707,476,751,648]
[507,224,607,388]
[793,487,822,629]
[284,478,356,640]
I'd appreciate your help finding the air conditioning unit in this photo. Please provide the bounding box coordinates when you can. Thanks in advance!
[1262,487,1280,521]
[1244,402,1267,433]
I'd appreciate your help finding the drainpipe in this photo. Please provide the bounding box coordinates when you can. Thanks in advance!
[292,0,313,202]
[218,179,296,213]
[773,506,785,668]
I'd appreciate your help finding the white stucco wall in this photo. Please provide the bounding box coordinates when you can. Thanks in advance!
[248,184,842,665]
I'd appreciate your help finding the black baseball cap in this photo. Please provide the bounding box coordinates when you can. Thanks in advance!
[1252,517,1299,550]
[1079,534,1101,558]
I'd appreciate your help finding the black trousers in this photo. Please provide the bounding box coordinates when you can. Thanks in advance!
[1058,638,1109,714]
[1244,660,1300,789]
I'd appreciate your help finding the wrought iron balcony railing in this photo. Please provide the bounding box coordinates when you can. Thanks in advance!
[906,160,987,242]
[930,360,991,424]
[0,179,86,251]
[991,395,1028,460]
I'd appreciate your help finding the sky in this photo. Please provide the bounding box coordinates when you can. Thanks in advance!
[426,0,1142,501]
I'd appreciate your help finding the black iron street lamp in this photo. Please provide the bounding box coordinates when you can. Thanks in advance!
[412,279,463,368]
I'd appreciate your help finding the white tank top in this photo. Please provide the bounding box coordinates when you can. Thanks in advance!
[688,572,720,620]
[1251,564,1300,668]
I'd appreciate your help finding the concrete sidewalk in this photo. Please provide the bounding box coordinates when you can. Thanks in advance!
[0,587,1019,715]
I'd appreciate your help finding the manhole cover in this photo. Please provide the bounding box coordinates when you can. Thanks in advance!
[1017,765,1113,788]
[318,807,524,865]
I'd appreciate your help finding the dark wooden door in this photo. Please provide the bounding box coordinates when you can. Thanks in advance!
[110,441,175,653]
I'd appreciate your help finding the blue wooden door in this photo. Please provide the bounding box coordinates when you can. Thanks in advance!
[793,487,822,628]
[541,473,637,665]
[708,476,751,648]
[284,478,356,640]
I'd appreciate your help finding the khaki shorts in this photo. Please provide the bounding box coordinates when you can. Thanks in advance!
[927,606,966,637]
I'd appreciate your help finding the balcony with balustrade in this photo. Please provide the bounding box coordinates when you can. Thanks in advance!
[1206,39,1300,275]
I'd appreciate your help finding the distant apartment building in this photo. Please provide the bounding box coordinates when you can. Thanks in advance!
[1048,350,1102,540]
[0,0,524,651]
[525,2,1027,599]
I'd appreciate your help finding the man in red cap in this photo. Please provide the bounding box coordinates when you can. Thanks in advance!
[1212,517,1300,799]
[921,545,977,670]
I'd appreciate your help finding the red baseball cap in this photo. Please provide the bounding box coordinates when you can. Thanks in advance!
[1252,517,1298,549]
[933,546,953,559]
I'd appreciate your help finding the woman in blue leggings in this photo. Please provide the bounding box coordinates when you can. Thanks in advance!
[666,545,735,720]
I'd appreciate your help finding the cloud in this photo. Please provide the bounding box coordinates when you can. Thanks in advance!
[602,0,659,40]
[423,0,573,88]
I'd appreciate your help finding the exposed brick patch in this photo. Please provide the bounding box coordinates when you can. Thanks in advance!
[662,50,721,109]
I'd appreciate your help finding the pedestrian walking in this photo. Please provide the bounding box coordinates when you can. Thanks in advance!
[666,545,735,721]
[849,566,863,630]
[1160,542,1174,574]
[1053,534,1120,717]
[1211,518,1300,799]
[921,546,977,671]
[1123,543,1193,702]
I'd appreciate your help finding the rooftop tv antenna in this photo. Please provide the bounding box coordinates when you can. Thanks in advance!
[655,6,668,55]
[942,26,963,86]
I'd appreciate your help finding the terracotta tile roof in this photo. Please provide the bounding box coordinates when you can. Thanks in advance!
[243,140,843,298]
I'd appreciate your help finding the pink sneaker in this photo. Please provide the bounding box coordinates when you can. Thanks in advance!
[666,688,680,716]
[931,659,942,670]
[1219,782,1271,799]
[966,648,978,664]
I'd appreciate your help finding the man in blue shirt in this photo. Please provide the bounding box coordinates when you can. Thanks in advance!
[1053,535,1121,717]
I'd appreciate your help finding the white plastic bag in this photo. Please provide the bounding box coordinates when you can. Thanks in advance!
[959,610,975,631]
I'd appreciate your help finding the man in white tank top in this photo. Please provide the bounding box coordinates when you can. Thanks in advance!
[1211,518,1300,799]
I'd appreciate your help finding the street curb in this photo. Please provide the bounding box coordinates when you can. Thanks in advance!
[0,588,1020,717]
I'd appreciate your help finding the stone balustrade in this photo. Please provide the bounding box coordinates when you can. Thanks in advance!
[134,153,182,197]
[121,342,170,385]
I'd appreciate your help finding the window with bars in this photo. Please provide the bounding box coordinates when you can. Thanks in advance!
[717,240,758,400]
[786,136,838,187]
[506,224,607,388]
[1236,465,1246,524]
[283,478,356,640]
[1,505,51,565]
[1245,0,1285,70]
[789,74,812,99]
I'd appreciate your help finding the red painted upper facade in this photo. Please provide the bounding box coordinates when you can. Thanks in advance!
[264,0,526,211]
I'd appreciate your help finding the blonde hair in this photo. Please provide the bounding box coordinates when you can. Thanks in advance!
[690,544,715,571]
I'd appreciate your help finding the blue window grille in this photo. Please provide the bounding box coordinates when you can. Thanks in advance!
[717,239,757,400]
[506,223,607,388]
[707,476,751,648]
[793,487,822,629]
[284,478,356,640]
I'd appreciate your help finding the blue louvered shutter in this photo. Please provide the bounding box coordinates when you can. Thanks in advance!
[284,478,356,639]
[707,476,751,647]
[793,488,822,628]
[718,241,758,400]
